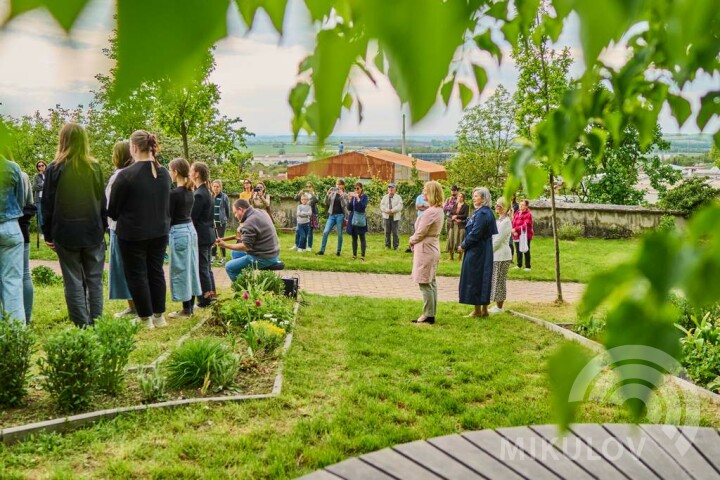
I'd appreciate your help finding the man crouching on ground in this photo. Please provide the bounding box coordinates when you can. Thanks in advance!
[216,199,280,282]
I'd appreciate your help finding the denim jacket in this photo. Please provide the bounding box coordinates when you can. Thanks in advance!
[0,159,24,223]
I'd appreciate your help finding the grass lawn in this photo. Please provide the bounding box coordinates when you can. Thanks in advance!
[2,294,716,478]
[30,232,639,283]
[275,232,638,282]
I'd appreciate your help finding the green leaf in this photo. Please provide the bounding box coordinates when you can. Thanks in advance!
[114,0,229,98]
[515,0,540,32]
[309,28,367,140]
[342,92,353,110]
[579,264,635,318]
[667,94,692,128]
[714,130,720,150]
[298,55,313,74]
[440,76,455,107]
[362,0,473,123]
[636,232,680,300]
[697,91,720,131]
[551,0,573,21]
[523,164,546,198]
[0,118,14,158]
[304,0,334,22]
[548,343,596,433]
[604,300,681,419]
[458,83,473,110]
[472,64,488,95]
[561,154,586,189]
[288,82,311,116]
[474,31,501,63]
[373,48,385,74]
[542,13,564,43]
[500,18,521,49]
[4,0,91,32]
[584,128,607,162]
[509,146,535,178]
[235,0,288,33]
[573,0,644,67]
[485,1,508,20]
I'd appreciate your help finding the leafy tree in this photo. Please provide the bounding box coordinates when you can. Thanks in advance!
[448,85,516,194]
[578,124,680,205]
[711,145,720,167]
[512,6,573,304]
[658,177,720,217]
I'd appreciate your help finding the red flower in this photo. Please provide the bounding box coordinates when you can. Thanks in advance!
[242,292,249,300]
[255,300,262,307]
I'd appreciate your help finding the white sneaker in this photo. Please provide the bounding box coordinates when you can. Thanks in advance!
[114,307,136,318]
[289,245,297,250]
[136,317,155,329]
[488,306,503,314]
[305,248,313,252]
[524,268,531,271]
[152,314,168,328]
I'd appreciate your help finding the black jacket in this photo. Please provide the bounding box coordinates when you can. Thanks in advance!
[41,160,107,248]
[108,161,171,241]
[192,184,216,246]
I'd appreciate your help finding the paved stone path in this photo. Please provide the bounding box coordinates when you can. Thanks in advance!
[30,259,582,303]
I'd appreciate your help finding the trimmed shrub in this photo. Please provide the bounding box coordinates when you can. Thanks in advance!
[557,223,584,240]
[165,338,239,393]
[94,316,141,395]
[39,327,102,412]
[656,215,677,232]
[0,312,35,406]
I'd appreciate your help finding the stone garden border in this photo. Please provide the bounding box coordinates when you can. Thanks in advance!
[509,309,720,405]
[0,303,299,446]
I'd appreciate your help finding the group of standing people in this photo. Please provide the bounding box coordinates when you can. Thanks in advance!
[408,183,534,324]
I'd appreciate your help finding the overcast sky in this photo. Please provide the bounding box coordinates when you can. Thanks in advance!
[0,0,717,137]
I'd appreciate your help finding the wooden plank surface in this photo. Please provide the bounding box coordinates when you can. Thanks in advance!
[298,425,720,480]
[393,440,486,479]
[429,433,523,480]
[496,426,594,480]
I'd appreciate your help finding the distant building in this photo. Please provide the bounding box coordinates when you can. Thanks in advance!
[287,149,447,182]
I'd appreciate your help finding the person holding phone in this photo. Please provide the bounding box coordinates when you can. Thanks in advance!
[250,182,272,218]
[316,179,347,256]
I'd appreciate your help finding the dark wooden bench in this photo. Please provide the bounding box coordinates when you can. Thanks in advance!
[299,424,720,479]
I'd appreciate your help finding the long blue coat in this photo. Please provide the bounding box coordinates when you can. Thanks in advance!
[459,206,498,305]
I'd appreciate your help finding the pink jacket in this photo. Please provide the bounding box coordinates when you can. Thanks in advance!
[511,209,534,241]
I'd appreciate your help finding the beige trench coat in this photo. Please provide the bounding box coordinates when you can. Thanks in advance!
[410,206,444,284]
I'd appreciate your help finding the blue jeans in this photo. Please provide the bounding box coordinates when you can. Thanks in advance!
[225,251,280,283]
[169,224,202,302]
[296,223,310,249]
[23,242,33,325]
[0,220,25,323]
[320,213,345,254]
[55,241,106,327]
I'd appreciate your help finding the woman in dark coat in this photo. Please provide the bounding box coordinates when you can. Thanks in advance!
[458,187,498,317]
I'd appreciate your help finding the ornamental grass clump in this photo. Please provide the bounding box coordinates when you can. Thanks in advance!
[0,312,35,407]
[165,338,239,393]
[39,327,102,412]
[232,268,284,296]
[94,315,140,395]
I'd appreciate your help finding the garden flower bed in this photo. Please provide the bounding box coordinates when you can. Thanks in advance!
[0,269,297,439]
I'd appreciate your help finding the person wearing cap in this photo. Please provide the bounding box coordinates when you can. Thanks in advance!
[380,183,403,250]
[443,185,460,257]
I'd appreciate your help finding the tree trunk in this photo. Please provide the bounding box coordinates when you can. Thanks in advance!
[181,122,189,161]
[549,172,563,304]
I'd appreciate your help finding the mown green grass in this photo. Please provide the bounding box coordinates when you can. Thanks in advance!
[2,295,716,479]
[30,231,638,283]
[276,232,638,282]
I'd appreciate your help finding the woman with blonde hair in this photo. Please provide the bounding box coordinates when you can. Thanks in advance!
[489,197,513,313]
[42,123,107,327]
[409,181,445,325]
[108,130,172,329]
[107,141,135,318]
